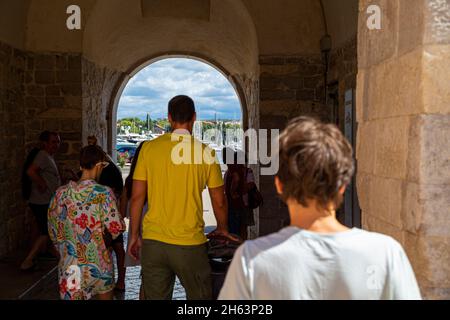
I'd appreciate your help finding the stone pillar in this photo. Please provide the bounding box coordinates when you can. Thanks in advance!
[0,41,27,256]
[82,58,123,154]
[356,0,450,299]
[258,55,327,236]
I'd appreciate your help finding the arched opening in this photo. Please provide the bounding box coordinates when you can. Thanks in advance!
[110,56,246,230]
[109,54,248,161]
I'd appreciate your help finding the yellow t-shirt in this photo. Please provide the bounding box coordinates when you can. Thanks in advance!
[133,132,224,246]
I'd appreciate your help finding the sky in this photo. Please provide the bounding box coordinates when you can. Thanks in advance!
[117,58,242,121]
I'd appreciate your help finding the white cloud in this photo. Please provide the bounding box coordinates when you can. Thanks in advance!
[118,58,241,120]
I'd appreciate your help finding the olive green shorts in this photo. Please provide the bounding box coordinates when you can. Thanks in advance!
[141,239,212,300]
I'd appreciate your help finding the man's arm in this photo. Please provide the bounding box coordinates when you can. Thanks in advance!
[128,180,147,260]
[27,164,47,192]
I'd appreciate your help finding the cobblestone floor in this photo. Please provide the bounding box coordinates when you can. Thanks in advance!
[20,231,187,300]
[115,231,186,300]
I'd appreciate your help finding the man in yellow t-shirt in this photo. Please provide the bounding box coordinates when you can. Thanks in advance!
[128,95,234,300]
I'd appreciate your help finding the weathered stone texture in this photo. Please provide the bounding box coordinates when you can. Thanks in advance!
[0,41,83,257]
[82,58,123,152]
[257,54,328,236]
[0,41,27,257]
[357,0,450,299]
[329,36,358,132]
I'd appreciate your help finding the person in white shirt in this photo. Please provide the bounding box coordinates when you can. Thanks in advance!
[219,117,421,300]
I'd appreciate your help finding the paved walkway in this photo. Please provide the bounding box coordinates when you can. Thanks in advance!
[18,230,187,300]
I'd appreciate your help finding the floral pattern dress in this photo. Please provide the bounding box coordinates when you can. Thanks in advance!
[48,179,126,300]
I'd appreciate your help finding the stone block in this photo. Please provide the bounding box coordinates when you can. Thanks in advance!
[424,0,450,45]
[68,56,81,70]
[406,115,422,183]
[61,84,82,96]
[358,0,399,68]
[260,90,296,101]
[25,96,45,109]
[296,89,315,101]
[46,97,64,108]
[35,55,55,70]
[366,48,423,120]
[45,86,60,96]
[56,70,81,83]
[60,132,82,141]
[404,233,450,293]
[398,0,425,55]
[41,119,60,132]
[259,56,286,65]
[64,96,82,109]
[59,142,69,154]
[422,45,450,114]
[35,71,55,84]
[373,117,410,180]
[260,114,288,130]
[28,119,42,131]
[27,56,34,70]
[27,85,45,96]
[370,176,405,228]
[420,114,450,185]
[403,182,450,236]
[303,75,322,89]
[55,55,67,70]
[260,64,300,76]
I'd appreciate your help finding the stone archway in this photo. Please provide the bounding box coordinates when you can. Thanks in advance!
[107,52,250,160]
[80,0,260,152]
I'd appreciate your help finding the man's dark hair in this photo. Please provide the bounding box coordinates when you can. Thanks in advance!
[39,131,58,142]
[80,145,106,170]
[277,117,354,210]
[168,95,195,123]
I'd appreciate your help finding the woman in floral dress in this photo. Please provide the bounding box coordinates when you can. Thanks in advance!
[48,145,126,300]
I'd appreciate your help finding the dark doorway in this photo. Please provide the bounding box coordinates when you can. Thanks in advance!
[327,85,361,228]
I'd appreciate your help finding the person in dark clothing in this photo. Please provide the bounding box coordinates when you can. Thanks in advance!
[223,149,256,240]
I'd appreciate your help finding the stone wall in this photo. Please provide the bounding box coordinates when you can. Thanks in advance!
[24,52,83,172]
[329,36,358,131]
[0,40,83,257]
[258,54,327,236]
[0,41,28,256]
[356,0,450,299]
[82,58,123,153]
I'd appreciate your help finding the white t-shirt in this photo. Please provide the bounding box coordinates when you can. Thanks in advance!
[219,227,421,300]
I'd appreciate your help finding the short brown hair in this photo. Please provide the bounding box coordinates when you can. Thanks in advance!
[80,145,106,170]
[168,95,195,123]
[277,117,354,210]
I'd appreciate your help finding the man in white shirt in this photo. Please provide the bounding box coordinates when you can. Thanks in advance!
[219,117,421,300]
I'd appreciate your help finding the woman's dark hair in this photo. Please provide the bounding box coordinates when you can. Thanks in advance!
[125,142,146,199]
[39,130,58,143]
[277,116,354,211]
[168,95,195,123]
[80,145,106,170]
